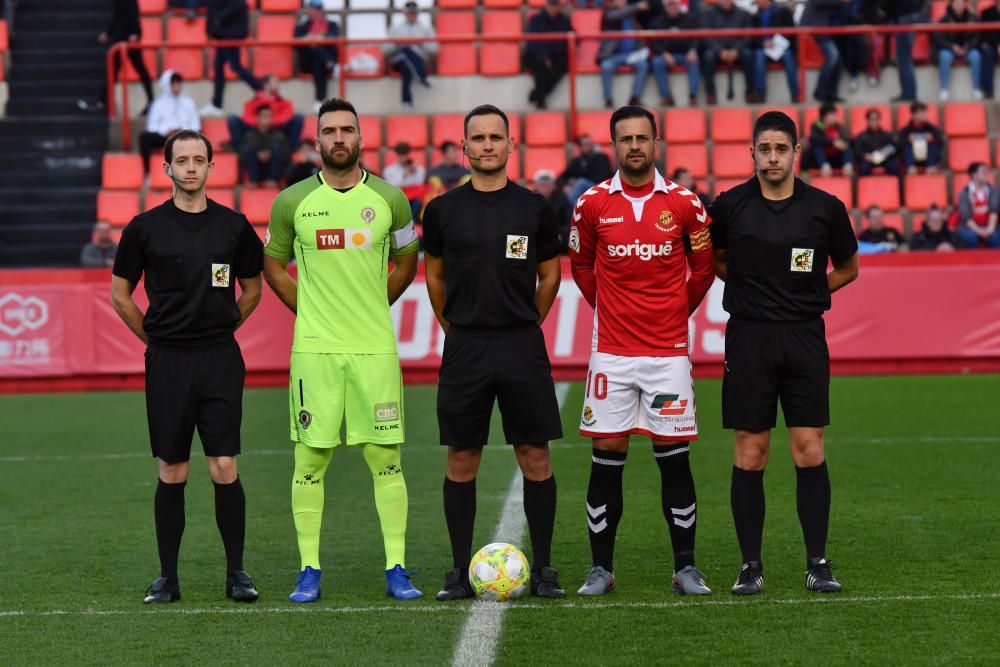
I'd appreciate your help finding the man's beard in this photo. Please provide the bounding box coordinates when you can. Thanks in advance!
[619,154,654,179]
[320,142,360,170]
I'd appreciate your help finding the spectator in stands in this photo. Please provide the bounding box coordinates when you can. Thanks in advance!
[800,0,845,103]
[558,134,614,205]
[295,0,340,113]
[649,0,701,107]
[78,0,154,114]
[701,0,755,104]
[284,139,321,186]
[750,0,800,103]
[857,205,905,251]
[933,0,983,101]
[597,0,652,108]
[533,169,573,252]
[885,0,925,102]
[239,106,289,189]
[956,162,1000,248]
[384,142,427,220]
[168,0,204,22]
[227,75,303,153]
[383,1,438,110]
[808,102,854,176]
[139,71,201,179]
[427,141,470,191]
[524,0,572,110]
[201,0,262,117]
[81,221,118,268]
[979,1,1000,99]
[899,101,943,174]
[853,107,899,176]
[838,0,872,93]
[671,167,712,207]
[910,205,956,251]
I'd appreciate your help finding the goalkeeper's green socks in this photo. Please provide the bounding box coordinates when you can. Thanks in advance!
[291,443,333,570]
[362,443,409,570]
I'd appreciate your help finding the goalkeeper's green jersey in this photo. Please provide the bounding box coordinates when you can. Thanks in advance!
[264,170,419,354]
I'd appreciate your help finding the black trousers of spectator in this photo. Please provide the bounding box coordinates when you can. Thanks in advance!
[241,141,289,184]
[212,47,262,108]
[524,52,568,106]
[139,132,169,175]
[701,48,754,99]
[297,46,338,103]
[99,43,154,108]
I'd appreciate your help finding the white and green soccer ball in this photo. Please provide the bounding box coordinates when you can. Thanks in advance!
[468,542,530,601]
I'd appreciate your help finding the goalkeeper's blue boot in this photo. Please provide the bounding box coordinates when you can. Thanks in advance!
[385,564,422,599]
[289,566,322,603]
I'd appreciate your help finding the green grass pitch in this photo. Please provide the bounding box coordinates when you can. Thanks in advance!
[1,374,999,665]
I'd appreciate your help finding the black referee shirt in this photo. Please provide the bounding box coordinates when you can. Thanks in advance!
[113,198,264,349]
[708,177,857,322]
[423,181,561,329]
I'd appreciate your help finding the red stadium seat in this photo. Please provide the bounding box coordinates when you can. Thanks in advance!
[575,110,612,144]
[361,148,383,175]
[123,49,159,82]
[149,156,172,190]
[571,8,602,33]
[904,173,948,210]
[162,48,205,80]
[801,37,825,69]
[809,176,854,209]
[666,144,708,179]
[952,172,971,203]
[0,20,7,53]
[896,102,940,128]
[505,148,522,182]
[436,44,478,76]
[711,143,754,179]
[574,40,601,74]
[344,46,385,79]
[930,0,948,21]
[436,11,476,35]
[302,115,317,141]
[253,46,293,79]
[256,14,297,42]
[943,103,987,137]
[523,147,568,180]
[260,0,301,11]
[482,11,522,36]
[856,175,901,211]
[664,108,706,144]
[239,187,280,225]
[438,0,477,7]
[139,0,167,14]
[387,115,429,149]
[212,153,240,187]
[140,17,163,44]
[432,114,466,149]
[483,0,521,7]
[572,9,602,75]
[102,154,144,189]
[710,108,753,143]
[166,16,207,45]
[479,44,522,76]
[359,116,383,149]
[525,112,568,147]
[207,189,235,209]
[712,178,745,197]
[97,190,140,225]
[948,137,990,171]
[201,118,230,149]
[850,104,893,134]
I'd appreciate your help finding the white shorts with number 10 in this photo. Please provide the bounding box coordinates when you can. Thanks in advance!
[579,352,698,442]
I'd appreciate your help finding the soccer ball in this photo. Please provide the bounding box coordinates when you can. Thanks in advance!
[468,542,530,601]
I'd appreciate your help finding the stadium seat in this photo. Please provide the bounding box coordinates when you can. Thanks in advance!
[801,36,825,69]
[664,109,707,144]
[904,173,948,210]
[930,0,948,21]
[124,49,159,83]
[0,19,7,52]
[896,102,940,128]
[437,0,477,7]
[432,114,466,149]
[139,0,167,14]
[575,110,612,144]
[302,115,317,141]
[362,148,383,175]
[803,104,845,130]
[850,104,893,133]
[359,116,383,149]
[943,103,987,137]
[712,178,745,197]
[239,187,281,225]
[166,16,207,45]
[856,175,901,211]
[201,118,230,149]
[102,154,144,189]
[344,46,385,79]
[260,0,301,10]
[437,44,478,76]
[506,112,522,145]
[574,40,601,74]
[524,147,568,180]
[207,189,236,209]
[504,149,522,182]
[387,115,429,149]
[140,17,162,44]
[483,0,522,7]
[948,137,990,171]
[710,108,753,143]
[525,112,568,147]
[809,176,854,209]
[253,47,294,79]
[666,144,708,179]
[952,172,971,202]
[571,9,602,74]
[479,44,522,76]
[571,8,602,33]
[97,190,140,225]
[162,48,205,80]
[711,144,754,179]
[149,155,172,190]
[212,153,240,187]
[436,11,476,35]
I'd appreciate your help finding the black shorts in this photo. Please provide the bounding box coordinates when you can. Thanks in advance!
[437,325,563,447]
[722,317,830,431]
[144,339,246,463]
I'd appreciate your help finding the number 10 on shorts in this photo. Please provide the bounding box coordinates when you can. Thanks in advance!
[585,371,608,400]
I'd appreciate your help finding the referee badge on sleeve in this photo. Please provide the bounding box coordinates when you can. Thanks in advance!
[790,248,814,273]
[506,235,529,259]
[211,263,231,287]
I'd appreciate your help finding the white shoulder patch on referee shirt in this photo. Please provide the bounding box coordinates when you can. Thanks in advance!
[391,220,418,249]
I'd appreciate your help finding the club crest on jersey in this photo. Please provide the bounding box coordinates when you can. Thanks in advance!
[582,405,597,427]
[656,210,676,233]
[568,226,581,253]
[791,248,814,272]
[360,207,376,225]
[506,235,528,259]
[211,263,230,287]
[298,410,312,429]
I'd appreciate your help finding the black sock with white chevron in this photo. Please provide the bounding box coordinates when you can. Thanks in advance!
[653,444,697,571]
[586,448,627,572]
[795,461,831,563]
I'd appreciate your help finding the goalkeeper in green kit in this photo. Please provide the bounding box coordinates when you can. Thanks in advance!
[263,98,422,601]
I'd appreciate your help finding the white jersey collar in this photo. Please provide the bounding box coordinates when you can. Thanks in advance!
[609,169,669,195]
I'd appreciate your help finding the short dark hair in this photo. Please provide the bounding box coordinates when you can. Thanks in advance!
[164,130,212,163]
[968,161,987,176]
[672,167,690,180]
[256,104,272,115]
[866,107,881,120]
[866,204,882,216]
[441,140,458,153]
[610,105,657,141]
[169,72,183,84]
[752,111,797,146]
[911,101,926,113]
[819,102,837,118]
[317,97,359,128]
[464,104,509,137]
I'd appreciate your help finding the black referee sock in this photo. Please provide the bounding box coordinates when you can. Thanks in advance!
[443,477,477,571]
[214,477,246,573]
[154,479,186,581]
[653,444,697,571]
[523,475,557,570]
[586,449,626,572]
[731,466,765,564]
[795,461,831,563]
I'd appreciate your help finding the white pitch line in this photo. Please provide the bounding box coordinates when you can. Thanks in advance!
[450,382,571,667]
[4,591,1000,619]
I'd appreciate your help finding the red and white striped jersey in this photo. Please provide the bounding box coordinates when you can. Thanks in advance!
[569,169,715,357]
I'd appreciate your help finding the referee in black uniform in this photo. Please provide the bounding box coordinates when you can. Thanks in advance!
[423,104,566,600]
[111,130,264,604]
[708,111,859,596]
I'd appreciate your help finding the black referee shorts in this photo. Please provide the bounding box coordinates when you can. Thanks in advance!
[437,325,563,447]
[144,339,246,463]
[722,317,830,431]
